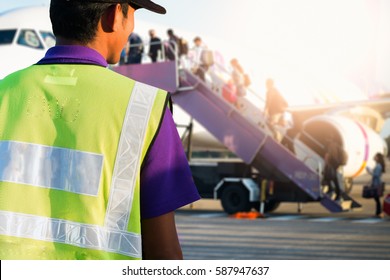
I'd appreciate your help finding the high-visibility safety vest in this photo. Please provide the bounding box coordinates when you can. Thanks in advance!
[0,64,168,259]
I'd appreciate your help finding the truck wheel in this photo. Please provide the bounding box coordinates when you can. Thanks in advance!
[221,185,251,214]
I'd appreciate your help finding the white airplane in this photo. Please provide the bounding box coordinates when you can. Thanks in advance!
[0,6,388,192]
[0,6,55,79]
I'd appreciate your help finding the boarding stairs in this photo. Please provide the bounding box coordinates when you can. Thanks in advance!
[113,55,361,213]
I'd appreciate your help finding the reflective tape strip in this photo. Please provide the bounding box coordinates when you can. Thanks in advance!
[105,82,159,231]
[0,141,103,196]
[0,210,141,258]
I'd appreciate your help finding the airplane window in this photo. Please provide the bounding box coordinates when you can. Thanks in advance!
[40,31,56,48]
[17,29,44,49]
[0,29,17,45]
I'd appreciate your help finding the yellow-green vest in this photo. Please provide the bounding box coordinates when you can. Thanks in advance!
[0,64,168,259]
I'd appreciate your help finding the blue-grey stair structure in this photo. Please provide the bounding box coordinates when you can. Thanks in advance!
[114,61,362,213]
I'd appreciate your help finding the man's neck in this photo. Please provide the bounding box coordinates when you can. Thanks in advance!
[55,37,109,63]
[55,37,86,46]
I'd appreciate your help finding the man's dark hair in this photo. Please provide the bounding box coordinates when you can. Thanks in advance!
[50,2,129,44]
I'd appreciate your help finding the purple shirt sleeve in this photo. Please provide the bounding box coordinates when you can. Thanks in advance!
[140,107,200,219]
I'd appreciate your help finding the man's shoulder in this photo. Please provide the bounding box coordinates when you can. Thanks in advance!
[110,71,168,97]
[130,34,143,43]
[0,65,37,86]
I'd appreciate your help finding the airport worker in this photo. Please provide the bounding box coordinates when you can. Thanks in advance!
[0,0,200,260]
[366,153,386,218]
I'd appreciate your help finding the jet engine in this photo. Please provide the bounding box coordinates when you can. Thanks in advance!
[294,115,387,179]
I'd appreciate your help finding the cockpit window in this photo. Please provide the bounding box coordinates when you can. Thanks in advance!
[0,29,17,45]
[40,31,56,48]
[17,29,44,49]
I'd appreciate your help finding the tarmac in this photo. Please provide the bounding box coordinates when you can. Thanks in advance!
[181,158,390,218]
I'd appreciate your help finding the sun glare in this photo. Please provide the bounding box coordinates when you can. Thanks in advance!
[213,0,381,105]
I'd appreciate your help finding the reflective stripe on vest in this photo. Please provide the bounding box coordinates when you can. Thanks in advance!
[0,82,159,259]
[0,141,103,196]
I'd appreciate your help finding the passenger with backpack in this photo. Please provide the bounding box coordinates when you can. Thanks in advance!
[322,135,347,202]
[230,58,249,97]
[264,79,288,125]
[264,79,288,140]
[165,29,189,61]
[126,32,144,64]
[190,36,210,81]
[148,29,162,63]
[165,29,178,60]
[178,37,189,57]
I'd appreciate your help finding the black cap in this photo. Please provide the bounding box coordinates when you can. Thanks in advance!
[61,0,166,14]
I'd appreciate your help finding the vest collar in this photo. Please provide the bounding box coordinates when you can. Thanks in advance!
[37,45,108,67]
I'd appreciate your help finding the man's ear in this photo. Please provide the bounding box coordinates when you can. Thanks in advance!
[101,4,121,32]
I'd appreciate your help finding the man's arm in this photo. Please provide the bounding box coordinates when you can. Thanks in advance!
[140,108,200,259]
[141,211,183,260]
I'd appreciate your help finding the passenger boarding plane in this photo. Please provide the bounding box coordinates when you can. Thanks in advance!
[1,6,389,201]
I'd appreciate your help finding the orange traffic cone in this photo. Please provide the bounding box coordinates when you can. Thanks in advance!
[230,211,265,219]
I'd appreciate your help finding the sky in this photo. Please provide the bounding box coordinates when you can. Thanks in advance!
[139,0,390,102]
[1,0,390,106]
